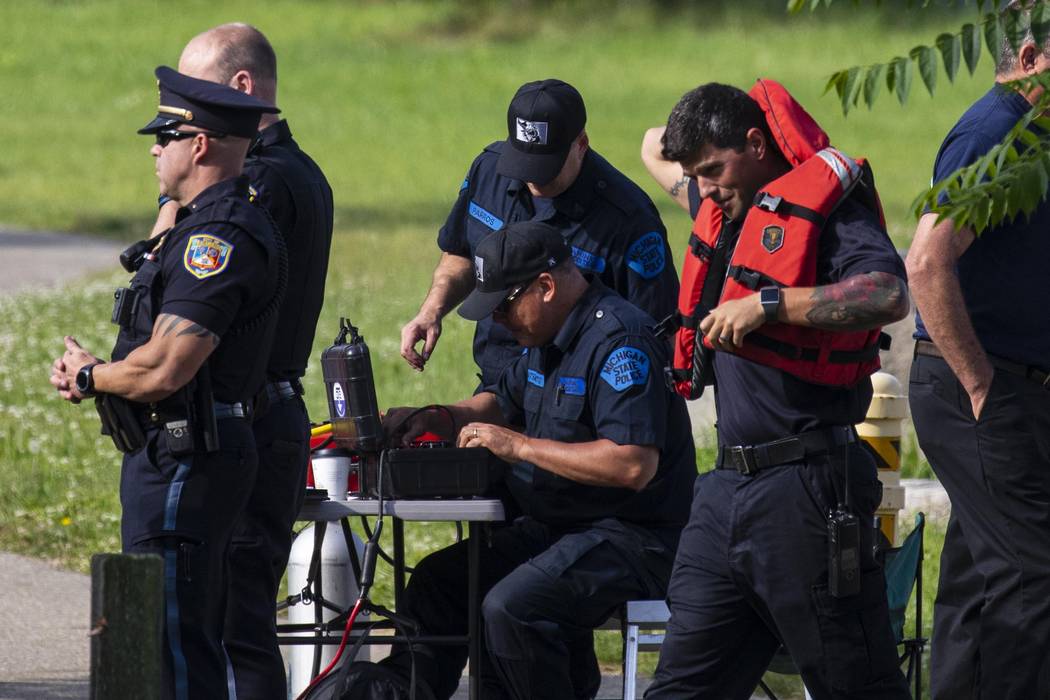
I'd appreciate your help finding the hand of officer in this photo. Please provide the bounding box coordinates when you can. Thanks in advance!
[50,336,101,403]
[400,312,442,371]
[700,294,765,353]
[383,406,451,445]
[458,422,527,462]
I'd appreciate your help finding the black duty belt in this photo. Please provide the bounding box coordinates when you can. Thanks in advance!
[266,379,303,403]
[717,426,856,476]
[915,340,1050,390]
[138,401,248,428]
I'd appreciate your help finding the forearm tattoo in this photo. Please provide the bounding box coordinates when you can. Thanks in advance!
[157,313,220,347]
[806,272,909,331]
[669,175,690,197]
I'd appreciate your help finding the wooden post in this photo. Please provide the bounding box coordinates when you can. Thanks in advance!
[90,553,163,700]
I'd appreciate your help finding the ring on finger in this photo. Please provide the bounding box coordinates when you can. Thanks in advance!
[473,428,479,439]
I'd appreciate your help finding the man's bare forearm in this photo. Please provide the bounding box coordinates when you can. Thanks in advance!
[419,253,475,319]
[778,272,909,331]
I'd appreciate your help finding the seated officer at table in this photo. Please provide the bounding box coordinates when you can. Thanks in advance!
[381,220,695,700]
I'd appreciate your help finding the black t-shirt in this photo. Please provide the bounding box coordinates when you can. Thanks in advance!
[439,143,680,386]
[244,120,334,381]
[491,279,695,530]
[686,185,905,446]
[912,85,1050,367]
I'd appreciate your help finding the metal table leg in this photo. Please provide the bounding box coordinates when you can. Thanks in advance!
[393,517,405,609]
[468,522,481,700]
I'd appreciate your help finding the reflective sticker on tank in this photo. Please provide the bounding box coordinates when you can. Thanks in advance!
[626,231,666,279]
[332,382,346,418]
[183,233,234,279]
[600,346,650,391]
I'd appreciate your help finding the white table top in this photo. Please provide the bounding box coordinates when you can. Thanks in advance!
[299,496,505,523]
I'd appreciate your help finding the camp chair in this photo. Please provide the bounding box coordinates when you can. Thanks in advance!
[758,512,927,699]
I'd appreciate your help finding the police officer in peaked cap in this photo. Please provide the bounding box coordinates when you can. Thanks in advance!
[51,66,284,700]
[150,24,335,699]
[401,79,680,399]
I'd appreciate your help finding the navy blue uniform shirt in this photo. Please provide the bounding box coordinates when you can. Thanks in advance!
[490,279,695,533]
[913,85,1050,367]
[113,176,279,403]
[439,142,679,385]
[245,120,334,381]
[685,194,905,447]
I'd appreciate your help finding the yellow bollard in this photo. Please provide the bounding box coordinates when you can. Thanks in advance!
[856,372,907,545]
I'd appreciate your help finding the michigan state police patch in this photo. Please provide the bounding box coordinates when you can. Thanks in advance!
[600,346,650,391]
[183,234,233,279]
[626,232,666,279]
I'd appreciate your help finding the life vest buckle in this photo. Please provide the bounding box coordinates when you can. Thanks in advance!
[756,192,783,213]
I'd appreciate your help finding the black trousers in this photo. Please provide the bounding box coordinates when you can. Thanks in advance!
[120,418,257,700]
[910,354,1050,699]
[380,517,677,700]
[223,396,310,700]
[646,445,910,700]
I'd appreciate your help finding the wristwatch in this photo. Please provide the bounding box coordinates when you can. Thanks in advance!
[759,286,781,323]
[75,362,101,397]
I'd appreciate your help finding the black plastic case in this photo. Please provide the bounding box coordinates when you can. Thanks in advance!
[362,447,505,499]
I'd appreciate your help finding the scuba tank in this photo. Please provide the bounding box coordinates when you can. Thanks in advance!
[321,318,384,453]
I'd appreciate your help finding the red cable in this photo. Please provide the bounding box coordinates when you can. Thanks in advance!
[295,596,366,700]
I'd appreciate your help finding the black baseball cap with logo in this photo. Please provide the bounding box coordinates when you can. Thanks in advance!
[458,221,572,321]
[496,79,587,185]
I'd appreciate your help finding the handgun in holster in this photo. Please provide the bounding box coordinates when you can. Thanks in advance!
[191,363,219,454]
[94,394,146,454]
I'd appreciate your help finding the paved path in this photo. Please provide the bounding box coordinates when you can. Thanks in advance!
[0,228,122,295]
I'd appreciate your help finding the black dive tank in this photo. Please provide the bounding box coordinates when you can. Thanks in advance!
[321,318,383,452]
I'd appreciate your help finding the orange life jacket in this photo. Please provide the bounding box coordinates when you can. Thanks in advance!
[667,79,889,399]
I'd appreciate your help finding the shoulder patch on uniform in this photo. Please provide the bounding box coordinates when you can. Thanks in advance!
[469,201,504,231]
[183,234,234,279]
[460,177,469,191]
[571,246,606,274]
[626,231,666,279]
[527,369,545,387]
[600,346,650,392]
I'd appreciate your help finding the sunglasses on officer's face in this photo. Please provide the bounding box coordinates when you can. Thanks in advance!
[495,278,536,314]
[155,129,227,148]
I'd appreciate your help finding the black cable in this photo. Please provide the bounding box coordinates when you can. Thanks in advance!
[358,516,413,574]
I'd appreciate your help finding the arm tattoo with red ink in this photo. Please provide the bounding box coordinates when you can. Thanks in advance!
[806,272,909,331]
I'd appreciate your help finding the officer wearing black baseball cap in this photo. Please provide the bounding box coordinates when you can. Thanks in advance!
[51,66,283,700]
[381,218,695,700]
[401,78,680,408]
[458,220,571,321]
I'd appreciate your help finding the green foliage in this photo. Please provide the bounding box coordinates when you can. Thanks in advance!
[911,74,1050,233]
[807,0,1050,233]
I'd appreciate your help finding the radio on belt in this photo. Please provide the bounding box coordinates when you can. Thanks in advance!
[320,317,505,498]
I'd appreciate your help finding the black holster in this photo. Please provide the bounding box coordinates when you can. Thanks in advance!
[95,394,146,454]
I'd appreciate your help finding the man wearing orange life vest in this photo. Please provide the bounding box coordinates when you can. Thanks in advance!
[642,83,911,698]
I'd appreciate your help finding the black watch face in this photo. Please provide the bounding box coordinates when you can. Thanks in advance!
[76,366,91,394]
[761,287,779,304]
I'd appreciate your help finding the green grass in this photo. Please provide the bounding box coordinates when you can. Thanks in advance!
[0,0,967,680]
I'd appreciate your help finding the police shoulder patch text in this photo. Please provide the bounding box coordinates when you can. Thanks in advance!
[600,346,650,391]
[183,233,234,279]
[626,231,666,279]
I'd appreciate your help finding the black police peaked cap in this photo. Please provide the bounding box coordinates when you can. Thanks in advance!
[138,66,279,139]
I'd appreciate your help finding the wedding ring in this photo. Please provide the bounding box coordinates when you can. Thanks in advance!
[473,428,479,439]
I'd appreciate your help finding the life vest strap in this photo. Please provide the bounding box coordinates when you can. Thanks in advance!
[688,233,715,260]
[753,191,826,228]
[746,331,882,364]
[726,265,785,291]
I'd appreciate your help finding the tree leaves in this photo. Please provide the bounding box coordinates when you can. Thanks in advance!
[911,92,1050,235]
[961,22,981,74]
[822,2,1050,114]
[935,32,960,83]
